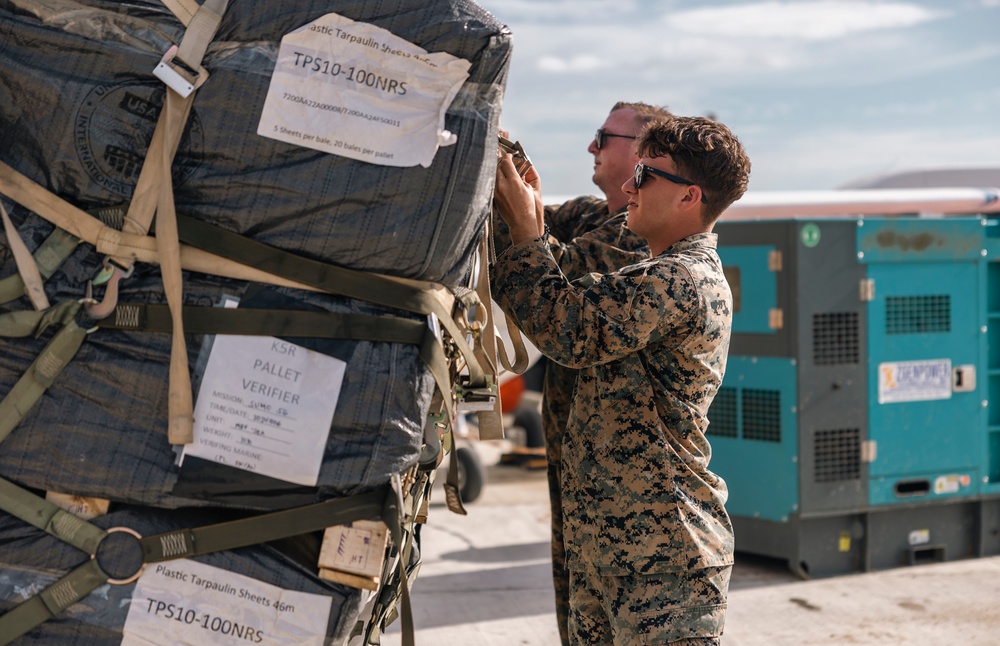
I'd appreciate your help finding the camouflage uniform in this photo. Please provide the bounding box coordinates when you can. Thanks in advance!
[492,232,734,645]
[541,196,649,645]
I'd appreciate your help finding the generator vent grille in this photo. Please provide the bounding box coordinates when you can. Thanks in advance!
[886,295,950,335]
[813,312,859,365]
[707,387,782,442]
[815,428,860,483]
[743,389,781,442]
[707,387,738,438]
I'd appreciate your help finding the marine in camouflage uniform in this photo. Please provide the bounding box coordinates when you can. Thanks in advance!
[492,115,751,645]
[542,195,648,643]
[503,101,671,644]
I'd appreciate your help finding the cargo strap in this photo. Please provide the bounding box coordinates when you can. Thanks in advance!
[160,0,200,26]
[0,301,91,443]
[0,161,504,440]
[0,478,406,646]
[97,302,426,341]
[97,302,454,444]
[0,200,48,310]
[172,213,500,430]
[0,302,451,465]
[119,0,225,258]
[75,0,227,443]
[362,473,419,646]
[0,227,78,306]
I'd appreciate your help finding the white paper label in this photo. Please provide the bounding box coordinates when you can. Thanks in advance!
[877,359,952,404]
[934,474,969,494]
[257,12,471,167]
[122,559,332,646]
[183,335,345,486]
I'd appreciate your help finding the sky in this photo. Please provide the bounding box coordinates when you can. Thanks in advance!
[472,0,1000,202]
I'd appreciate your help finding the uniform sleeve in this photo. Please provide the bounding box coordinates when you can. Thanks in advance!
[552,215,648,282]
[493,195,606,259]
[492,240,700,369]
[544,195,607,242]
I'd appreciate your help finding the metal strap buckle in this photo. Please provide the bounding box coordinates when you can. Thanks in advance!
[153,45,209,98]
[455,383,497,413]
[498,135,532,177]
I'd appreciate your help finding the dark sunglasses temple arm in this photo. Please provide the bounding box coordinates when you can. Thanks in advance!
[634,164,709,203]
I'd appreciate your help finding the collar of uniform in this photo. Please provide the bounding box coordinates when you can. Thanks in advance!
[662,232,718,256]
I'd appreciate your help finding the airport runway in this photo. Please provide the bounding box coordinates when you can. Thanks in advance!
[383,441,1000,646]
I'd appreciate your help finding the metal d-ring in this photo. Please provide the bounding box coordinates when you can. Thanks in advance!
[91,526,146,585]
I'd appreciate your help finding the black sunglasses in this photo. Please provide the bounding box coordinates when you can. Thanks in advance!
[594,128,636,150]
[634,163,708,204]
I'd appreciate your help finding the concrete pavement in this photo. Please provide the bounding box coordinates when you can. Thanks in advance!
[382,441,1000,645]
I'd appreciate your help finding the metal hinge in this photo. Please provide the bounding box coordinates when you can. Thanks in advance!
[861,440,877,463]
[859,278,875,302]
[768,250,783,272]
[769,308,784,330]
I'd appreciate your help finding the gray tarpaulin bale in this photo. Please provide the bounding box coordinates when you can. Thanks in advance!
[0,0,507,284]
[0,0,510,509]
[0,0,510,642]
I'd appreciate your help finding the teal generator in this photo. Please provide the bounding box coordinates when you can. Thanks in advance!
[712,214,1000,577]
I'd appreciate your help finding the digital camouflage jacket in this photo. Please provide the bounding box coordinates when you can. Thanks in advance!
[541,197,649,459]
[492,232,734,575]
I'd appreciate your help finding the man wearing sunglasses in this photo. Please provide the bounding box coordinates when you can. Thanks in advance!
[492,115,750,645]
[500,100,670,646]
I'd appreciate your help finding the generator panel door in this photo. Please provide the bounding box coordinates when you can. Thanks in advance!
[866,260,982,505]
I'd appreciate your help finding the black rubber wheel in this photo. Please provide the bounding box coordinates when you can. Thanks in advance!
[456,445,485,503]
[513,408,544,449]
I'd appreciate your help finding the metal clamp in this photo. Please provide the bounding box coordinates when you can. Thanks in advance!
[153,45,209,98]
[455,383,497,413]
[498,135,532,177]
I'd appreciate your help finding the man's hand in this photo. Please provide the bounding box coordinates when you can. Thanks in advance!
[521,162,545,229]
[495,155,543,244]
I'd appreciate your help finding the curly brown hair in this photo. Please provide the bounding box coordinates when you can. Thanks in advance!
[637,116,751,223]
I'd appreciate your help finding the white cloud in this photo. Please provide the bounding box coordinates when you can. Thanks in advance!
[504,4,957,85]
[477,0,997,195]
[481,0,638,23]
[667,1,945,40]
[537,54,611,73]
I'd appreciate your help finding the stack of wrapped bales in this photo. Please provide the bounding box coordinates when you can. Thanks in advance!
[0,0,510,642]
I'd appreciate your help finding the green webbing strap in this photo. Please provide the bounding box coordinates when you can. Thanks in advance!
[0,476,107,553]
[359,470,430,646]
[0,228,79,306]
[367,477,414,646]
[0,484,393,643]
[95,303,454,427]
[175,214,488,389]
[0,559,109,646]
[0,305,89,443]
[0,477,110,645]
[418,327,455,428]
[140,485,389,562]
[97,303,427,343]
[0,299,81,339]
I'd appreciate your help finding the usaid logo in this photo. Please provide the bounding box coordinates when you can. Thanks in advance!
[74,81,203,197]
